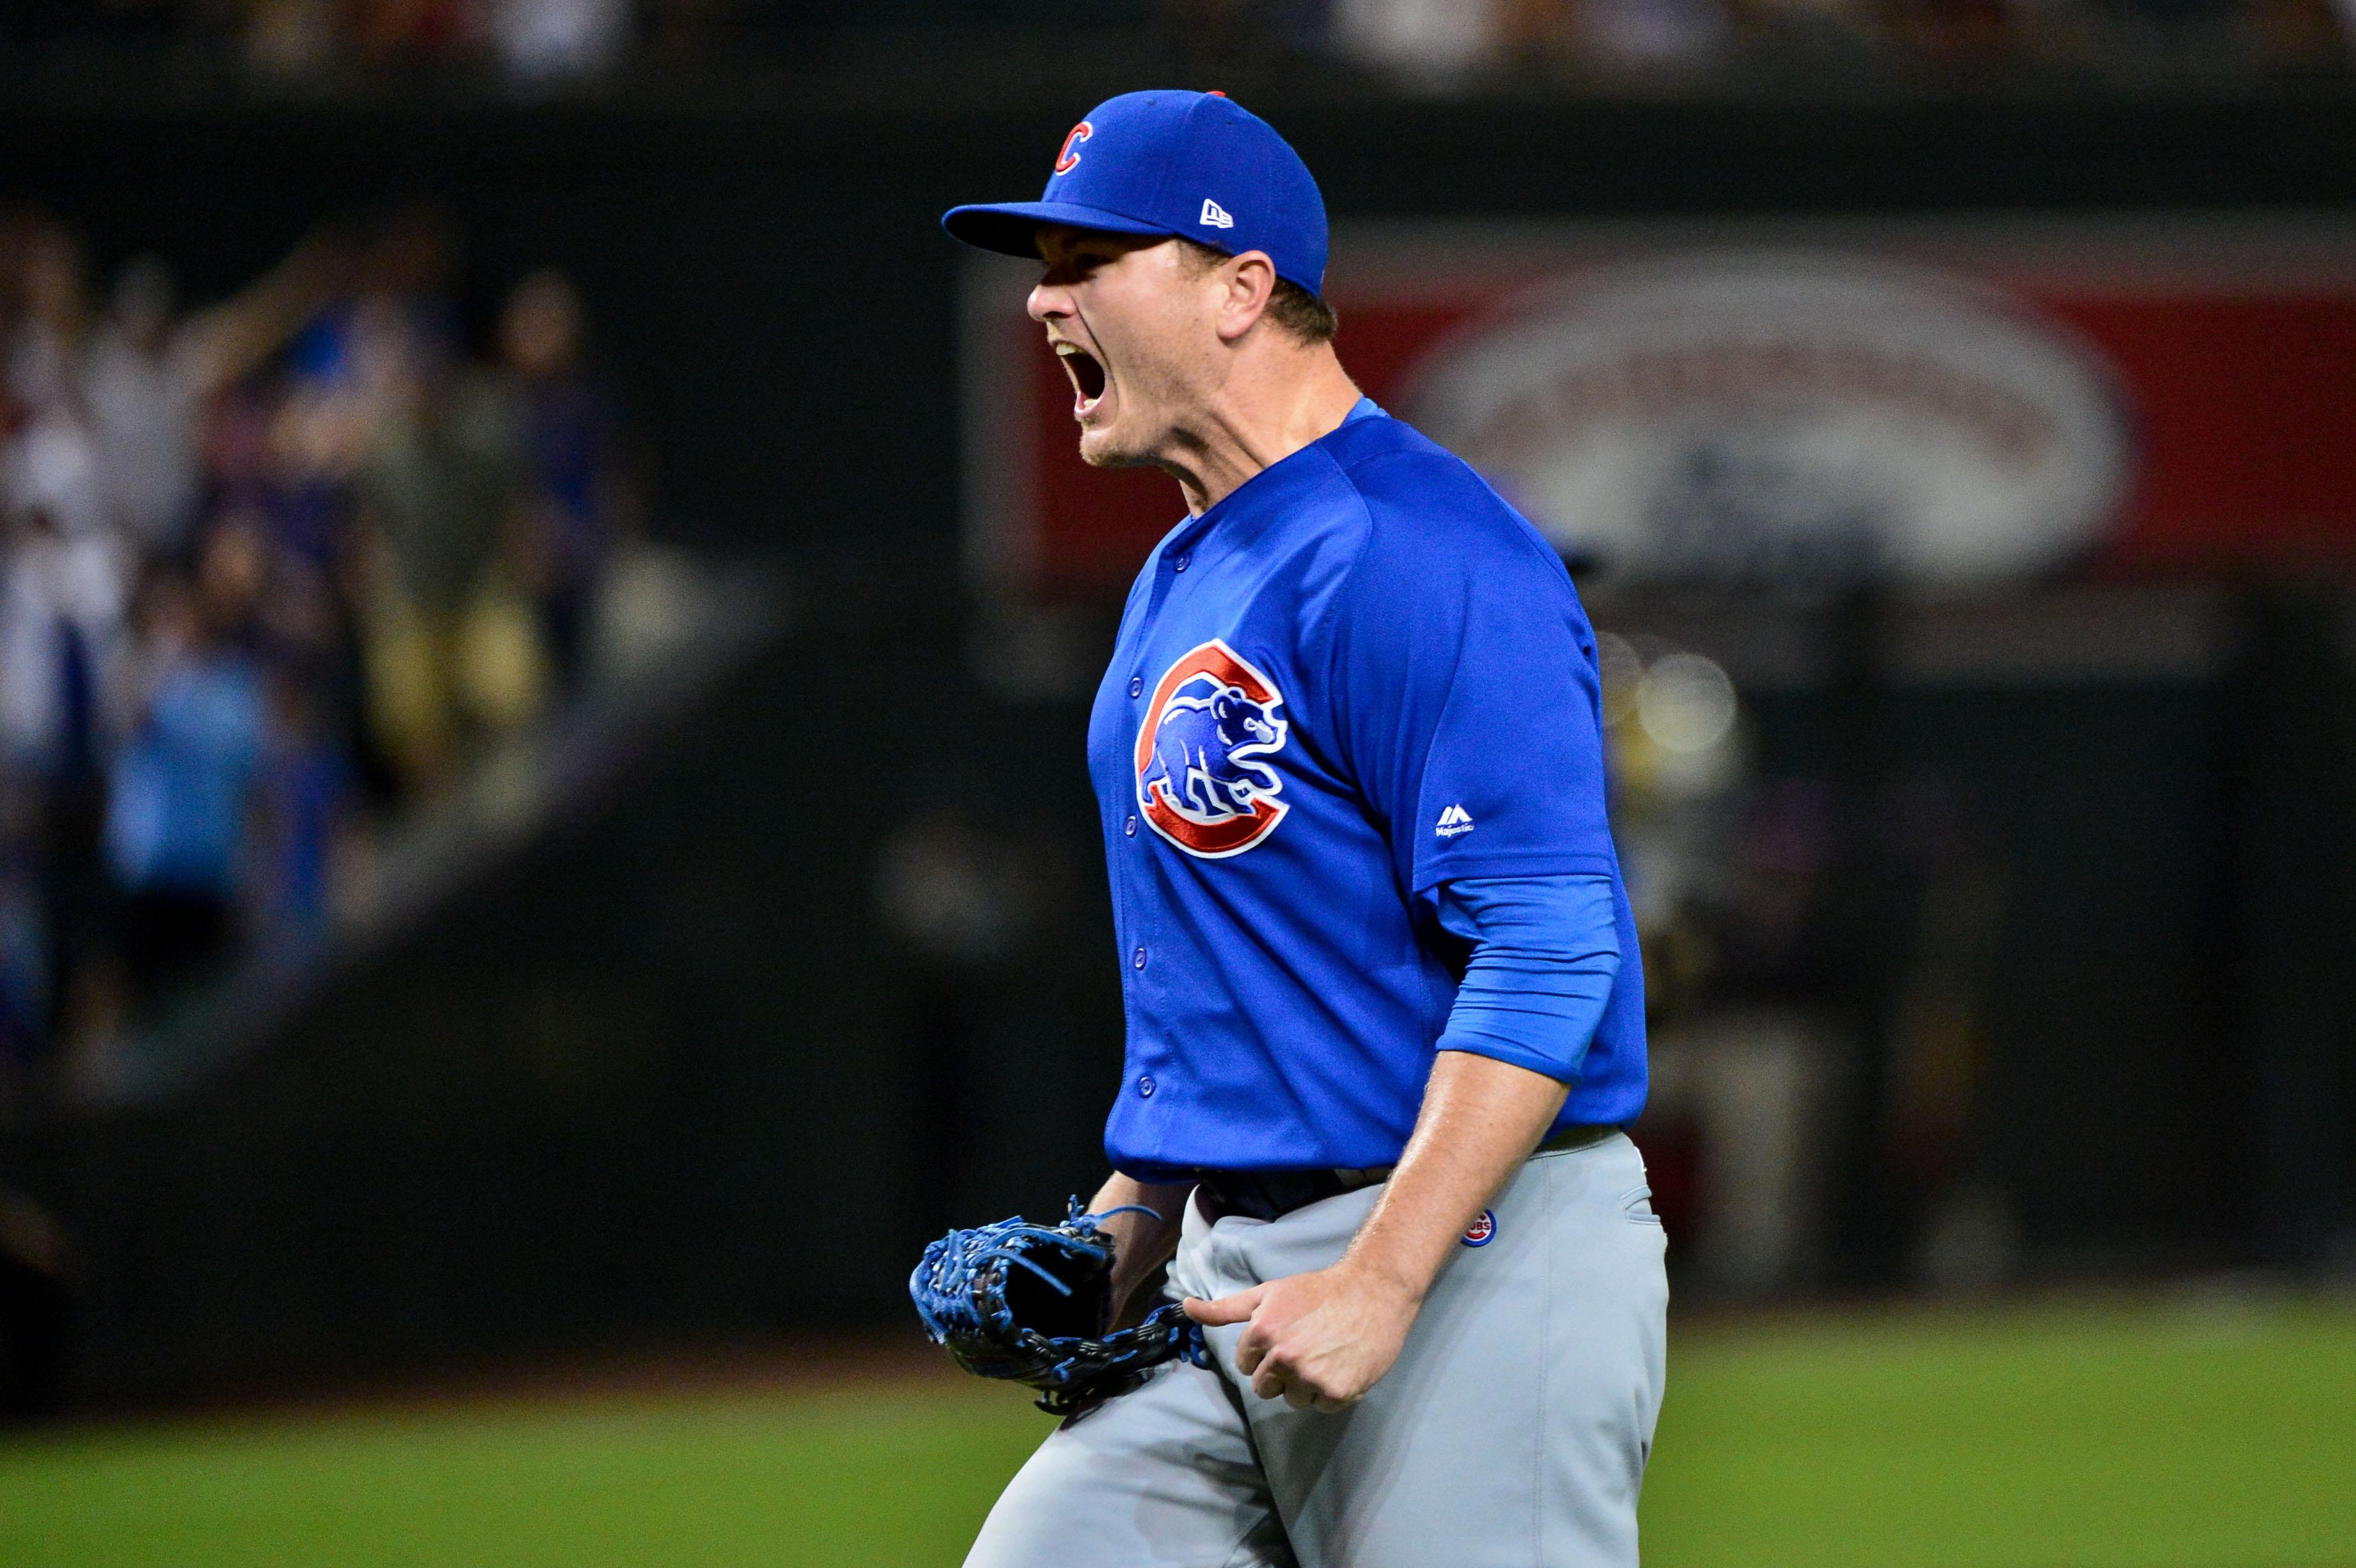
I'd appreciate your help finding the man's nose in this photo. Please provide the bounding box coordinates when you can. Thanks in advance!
[1027,279,1071,322]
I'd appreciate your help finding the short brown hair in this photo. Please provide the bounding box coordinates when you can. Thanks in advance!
[1176,238,1339,345]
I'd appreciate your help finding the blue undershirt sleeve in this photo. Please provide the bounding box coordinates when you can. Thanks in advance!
[1433,872,1622,1085]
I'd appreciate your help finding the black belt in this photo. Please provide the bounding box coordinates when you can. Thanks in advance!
[1194,1124,1620,1224]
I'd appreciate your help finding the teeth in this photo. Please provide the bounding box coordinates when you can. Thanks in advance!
[1053,340,1106,408]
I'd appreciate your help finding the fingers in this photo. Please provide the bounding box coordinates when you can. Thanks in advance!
[1233,1324,1270,1377]
[1181,1287,1263,1327]
[1183,1287,1275,1379]
[1254,1360,1353,1410]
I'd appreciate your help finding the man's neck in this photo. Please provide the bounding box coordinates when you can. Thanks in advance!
[1159,347,1365,517]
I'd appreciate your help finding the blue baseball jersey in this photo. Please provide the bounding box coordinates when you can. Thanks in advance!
[1087,401,1647,1178]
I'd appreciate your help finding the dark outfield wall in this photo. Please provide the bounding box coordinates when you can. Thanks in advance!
[0,88,2350,1400]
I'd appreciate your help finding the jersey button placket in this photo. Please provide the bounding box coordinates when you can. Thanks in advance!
[1123,605,1172,1119]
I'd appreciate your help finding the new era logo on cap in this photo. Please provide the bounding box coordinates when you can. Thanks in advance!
[1199,198,1235,229]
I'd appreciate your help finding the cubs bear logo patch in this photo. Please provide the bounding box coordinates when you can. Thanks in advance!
[1134,639,1290,859]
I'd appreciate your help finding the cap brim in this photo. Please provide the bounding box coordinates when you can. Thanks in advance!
[941,200,1176,259]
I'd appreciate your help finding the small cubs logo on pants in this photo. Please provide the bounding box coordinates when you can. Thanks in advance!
[1135,640,1289,859]
[1462,1209,1497,1247]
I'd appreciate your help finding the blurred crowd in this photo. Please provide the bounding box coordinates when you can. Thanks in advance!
[2,0,2347,87]
[0,205,629,1088]
[1,0,636,81]
[1308,0,2352,79]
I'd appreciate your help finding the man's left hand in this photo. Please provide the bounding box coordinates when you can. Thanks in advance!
[1182,1264,1419,1411]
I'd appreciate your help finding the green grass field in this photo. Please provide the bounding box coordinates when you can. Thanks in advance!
[4,1296,2352,1567]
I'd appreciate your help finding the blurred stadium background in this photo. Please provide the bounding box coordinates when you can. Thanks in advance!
[1,2,2354,1562]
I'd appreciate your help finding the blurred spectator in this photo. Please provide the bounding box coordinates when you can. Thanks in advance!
[81,237,348,562]
[4,224,89,423]
[1570,0,1730,66]
[0,424,126,785]
[262,206,459,585]
[238,0,630,77]
[242,0,343,77]
[1329,0,1511,81]
[498,269,624,695]
[353,311,545,791]
[102,560,265,1019]
[0,375,127,1066]
[254,666,356,941]
[486,0,633,79]
[0,789,52,1075]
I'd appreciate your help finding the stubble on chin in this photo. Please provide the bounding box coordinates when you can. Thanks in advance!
[1077,428,1155,470]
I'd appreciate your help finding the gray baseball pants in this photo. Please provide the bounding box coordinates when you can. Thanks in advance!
[964,1131,1669,1568]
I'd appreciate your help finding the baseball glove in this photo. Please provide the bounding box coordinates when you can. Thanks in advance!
[909,1199,1209,1417]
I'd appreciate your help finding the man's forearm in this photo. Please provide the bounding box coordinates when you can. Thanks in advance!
[1338,1050,1569,1306]
[1089,1171,1192,1323]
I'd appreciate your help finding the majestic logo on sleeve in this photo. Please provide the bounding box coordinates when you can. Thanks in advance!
[1134,640,1290,859]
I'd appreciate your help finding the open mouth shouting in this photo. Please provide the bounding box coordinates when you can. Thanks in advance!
[1054,338,1110,419]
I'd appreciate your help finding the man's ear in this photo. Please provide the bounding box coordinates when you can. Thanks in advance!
[1213,251,1279,343]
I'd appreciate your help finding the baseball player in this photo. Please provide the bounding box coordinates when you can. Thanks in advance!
[941,90,1665,1567]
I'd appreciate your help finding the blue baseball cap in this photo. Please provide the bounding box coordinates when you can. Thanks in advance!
[943,90,1329,298]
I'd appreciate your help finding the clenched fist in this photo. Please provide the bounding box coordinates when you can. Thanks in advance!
[1183,1263,1420,1411]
